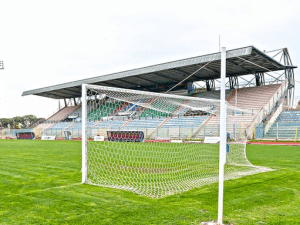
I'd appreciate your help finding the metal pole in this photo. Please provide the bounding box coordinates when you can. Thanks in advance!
[218,47,227,225]
[167,128,169,139]
[277,122,279,140]
[179,126,181,138]
[235,88,237,140]
[287,70,290,109]
[82,84,87,183]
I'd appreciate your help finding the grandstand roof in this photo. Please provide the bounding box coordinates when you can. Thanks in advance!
[22,46,296,99]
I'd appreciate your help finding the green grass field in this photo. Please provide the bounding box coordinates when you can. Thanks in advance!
[0,140,299,224]
[86,141,261,198]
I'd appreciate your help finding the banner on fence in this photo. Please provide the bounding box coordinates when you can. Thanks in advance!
[41,136,56,140]
[94,136,105,141]
[204,136,220,143]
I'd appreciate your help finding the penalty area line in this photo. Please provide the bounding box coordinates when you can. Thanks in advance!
[5,183,82,197]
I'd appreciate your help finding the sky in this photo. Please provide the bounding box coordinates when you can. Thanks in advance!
[0,0,299,118]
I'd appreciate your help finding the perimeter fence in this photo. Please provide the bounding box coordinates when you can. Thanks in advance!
[256,122,300,140]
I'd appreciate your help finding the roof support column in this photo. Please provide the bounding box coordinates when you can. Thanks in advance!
[206,79,215,91]
[283,48,295,108]
[73,98,77,106]
[229,76,239,89]
[187,82,194,94]
[255,72,265,86]
[285,68,295,108]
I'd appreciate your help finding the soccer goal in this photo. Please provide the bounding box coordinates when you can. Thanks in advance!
[81,82,269,198]
[81,48,272,224]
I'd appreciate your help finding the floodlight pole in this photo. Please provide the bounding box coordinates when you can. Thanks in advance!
[82,84,87,183]
[218,47,227,225]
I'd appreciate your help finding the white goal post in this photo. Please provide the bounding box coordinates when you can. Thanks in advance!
[81,48,271,224]
[218,47,227,224]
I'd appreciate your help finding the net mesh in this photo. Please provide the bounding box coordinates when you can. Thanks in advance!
[84,85,271,198]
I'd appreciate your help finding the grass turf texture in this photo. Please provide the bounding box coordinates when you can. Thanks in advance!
[0,140,299,224]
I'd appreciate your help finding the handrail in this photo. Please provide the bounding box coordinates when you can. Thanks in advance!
[246,79,288,137]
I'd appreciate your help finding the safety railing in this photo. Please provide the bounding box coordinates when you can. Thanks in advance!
[256,121,300,140]
[246,79,288,137]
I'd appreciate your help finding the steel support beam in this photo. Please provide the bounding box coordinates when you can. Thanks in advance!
[117,78,137,86]
[38,92,64,99]
[203,66,220,76]
[173,68,202,80]
[283,48,295,108]
[55,89,80,98]
[152,72,181,82]
[134,76,161,85]
[100,81,125,88]
[226,59,252,74]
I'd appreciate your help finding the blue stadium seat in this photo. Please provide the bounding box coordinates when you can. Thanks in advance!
[265,110,300,139]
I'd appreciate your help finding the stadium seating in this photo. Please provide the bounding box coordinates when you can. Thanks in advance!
[162,116,208,128]
[134,98,177,118]
[40,84,286,140]
[94,119,126,129]
[50,122,73,129]
[120,117,164,138]
[161,116,209,138]
[43,122,73,136]
[88,101,122,121]
[264,110,300,139]
[194,89,233,99]
[123,117,165,129]
[68,122,82,129]
[34,122,55,130]
[276,110,300,122]
[68,106,82,119]
[119,103,140,114]
[47,106,80,122]
[228,84,281,113]
[196,84,282,138]
[138,108,169,118]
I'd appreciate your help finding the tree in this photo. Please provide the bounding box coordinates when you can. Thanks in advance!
[0,115,46,128]
[0,118,11,128]
[12,116,24,128]
[23,115,37,128]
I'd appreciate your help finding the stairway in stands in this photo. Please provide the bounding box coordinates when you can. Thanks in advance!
[47,105,81,122]
[194,84,282,138]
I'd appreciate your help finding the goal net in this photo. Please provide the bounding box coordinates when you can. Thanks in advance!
[82,84,271,198]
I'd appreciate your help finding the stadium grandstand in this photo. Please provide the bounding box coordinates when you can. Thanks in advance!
[16,45,298,141]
